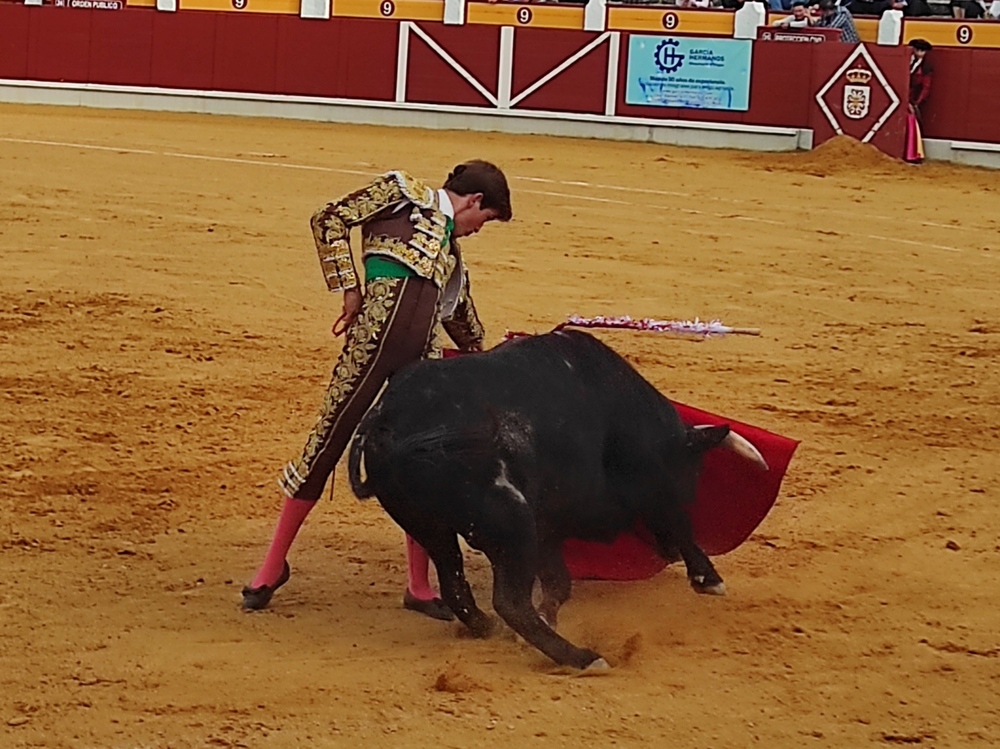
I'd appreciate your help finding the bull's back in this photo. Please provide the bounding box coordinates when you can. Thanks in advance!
[380,331,670,433]
[370,332,682,486]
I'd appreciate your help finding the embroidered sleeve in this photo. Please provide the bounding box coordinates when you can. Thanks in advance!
[442,267,486,351]
[311,171,434,292]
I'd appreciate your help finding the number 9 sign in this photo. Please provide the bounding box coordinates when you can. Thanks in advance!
[380,0,395,16]
[956,25,973,45]
[661,12,679,31]
[516,6,533,24]
[231,0,247,8]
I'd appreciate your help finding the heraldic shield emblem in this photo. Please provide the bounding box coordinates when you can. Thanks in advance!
[843,68,873,120]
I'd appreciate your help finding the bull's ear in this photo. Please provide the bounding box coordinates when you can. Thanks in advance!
[686,424,730,453]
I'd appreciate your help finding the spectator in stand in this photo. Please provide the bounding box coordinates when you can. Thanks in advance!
[679,0,714,8]
[815,0,860,42]
[773,1,813,25]
[905,38,932,163]
[864,0,932,16]
[951,0,985,17]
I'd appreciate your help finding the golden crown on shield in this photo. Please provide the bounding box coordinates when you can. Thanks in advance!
[845,68,873,85]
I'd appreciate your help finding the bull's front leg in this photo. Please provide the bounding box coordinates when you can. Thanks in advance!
[646,509,726,596]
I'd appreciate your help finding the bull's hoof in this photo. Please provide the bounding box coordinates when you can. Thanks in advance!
[690,576,727,596]
[241,561,290,611]
[584,657,611,672]
[403,591,455,621]
[465,614,499,639]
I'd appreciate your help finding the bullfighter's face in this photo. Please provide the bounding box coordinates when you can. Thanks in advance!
[452,194,501,238]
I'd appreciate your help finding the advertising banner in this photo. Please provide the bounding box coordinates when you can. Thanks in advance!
[625,35,752,111]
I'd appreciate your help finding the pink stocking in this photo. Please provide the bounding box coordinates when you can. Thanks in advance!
[405,534,438,601]
[250,497,317,588]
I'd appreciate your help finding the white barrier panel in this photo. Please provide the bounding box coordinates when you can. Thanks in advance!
[156,0,177,11]
[300,0,330,19]
[585,0,608,33]
[877,10,903,46]
[734,1,766,40]
[444,0,466,26]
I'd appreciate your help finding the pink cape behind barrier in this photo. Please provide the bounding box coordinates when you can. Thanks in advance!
[440,347,799,581]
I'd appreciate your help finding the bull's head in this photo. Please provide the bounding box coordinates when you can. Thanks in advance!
[687,424,769,471]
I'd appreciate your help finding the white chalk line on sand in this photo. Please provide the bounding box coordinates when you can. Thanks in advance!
[1,137,158,155]
[0,135,975,255]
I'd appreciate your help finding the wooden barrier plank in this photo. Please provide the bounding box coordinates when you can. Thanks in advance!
[903,19,1000,49]
[466,2,584,30]
[89,5,155,85]
[333,0,443,22]
[150,10,218,89]
[854,17,878,43]
[608,7,734,37]
[0,4,30,80]
[180,0,299,15]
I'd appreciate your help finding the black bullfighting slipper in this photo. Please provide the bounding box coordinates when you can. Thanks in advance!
[403,590,455,621]
[241,561,290,611]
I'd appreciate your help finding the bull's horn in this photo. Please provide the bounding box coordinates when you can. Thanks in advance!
[694,425,769,471]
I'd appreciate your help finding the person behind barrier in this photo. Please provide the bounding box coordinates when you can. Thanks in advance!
[908,38,933,118]
[815,0,860,41]
[904,39,933,163]
[241,162,512,619]
[773,1,813,25]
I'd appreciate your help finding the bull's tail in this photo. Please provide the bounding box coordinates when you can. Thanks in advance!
[348,413,377,500]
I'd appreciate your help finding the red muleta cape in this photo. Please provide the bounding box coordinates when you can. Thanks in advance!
[562,401,798,581]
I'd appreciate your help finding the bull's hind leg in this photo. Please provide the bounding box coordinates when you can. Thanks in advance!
[475,486,604,669]
[378,498,494,635]
[416,528,495,637]
[536,542,572,628]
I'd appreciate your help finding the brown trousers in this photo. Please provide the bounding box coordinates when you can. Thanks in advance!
[279,276,440,501]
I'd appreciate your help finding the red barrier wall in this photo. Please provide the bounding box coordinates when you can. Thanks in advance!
[512,28,608,115]
[0,6,400,100]
[0,4,30,80]
[0,4,994,154]
[918,46,1000,144]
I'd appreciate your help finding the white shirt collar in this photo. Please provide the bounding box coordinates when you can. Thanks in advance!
[437,189,455,219]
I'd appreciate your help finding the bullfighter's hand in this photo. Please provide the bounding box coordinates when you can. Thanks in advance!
[332,287,363,337]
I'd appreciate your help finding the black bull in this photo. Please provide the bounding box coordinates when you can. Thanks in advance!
[348,330,768,669]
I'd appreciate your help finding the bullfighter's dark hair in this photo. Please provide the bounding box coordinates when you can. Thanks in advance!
[909,38,932,52]
[443,160,512,222]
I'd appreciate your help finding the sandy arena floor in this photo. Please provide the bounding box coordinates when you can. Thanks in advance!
[1,104,998,748]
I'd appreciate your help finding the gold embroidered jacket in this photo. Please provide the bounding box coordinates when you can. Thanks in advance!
[311,170,485,349]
